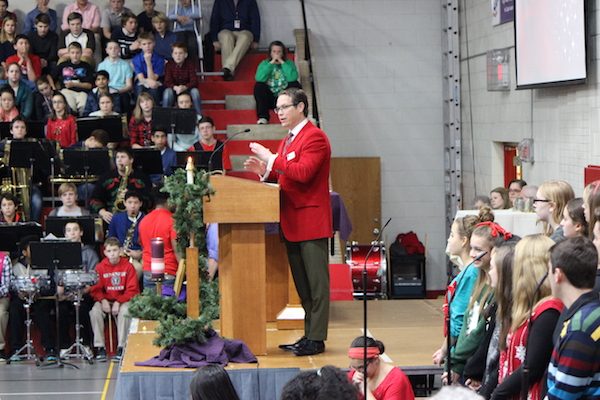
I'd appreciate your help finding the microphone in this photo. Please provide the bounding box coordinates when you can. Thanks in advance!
[207,128,251,174]
[472,251,488,263]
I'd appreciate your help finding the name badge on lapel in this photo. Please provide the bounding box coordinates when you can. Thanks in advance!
[286,151,296,161]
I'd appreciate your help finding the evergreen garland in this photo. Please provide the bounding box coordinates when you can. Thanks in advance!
[128,169,221,346]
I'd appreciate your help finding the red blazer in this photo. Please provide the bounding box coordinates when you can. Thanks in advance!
[268,121,333,242]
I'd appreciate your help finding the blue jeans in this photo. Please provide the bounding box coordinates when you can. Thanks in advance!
[135,84,164,106]
[142,271,175,292]
[162,87,202,115]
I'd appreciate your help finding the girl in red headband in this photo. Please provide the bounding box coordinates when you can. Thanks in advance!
[348,336,414,400]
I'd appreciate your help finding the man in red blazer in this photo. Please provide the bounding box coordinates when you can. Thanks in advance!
[244,88,332,356]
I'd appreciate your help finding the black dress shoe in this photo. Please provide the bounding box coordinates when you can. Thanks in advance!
[222,68,234,81]
[279,336,307,351]
[294,340,325,356]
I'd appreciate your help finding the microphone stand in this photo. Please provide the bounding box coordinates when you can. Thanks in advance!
[520,272,548,400]
[445,250,487,385]
[363,218,391,397]
[207,128,250,175]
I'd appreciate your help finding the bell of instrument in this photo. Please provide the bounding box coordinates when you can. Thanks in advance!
[11,167,31,221]
[112,164,130,214]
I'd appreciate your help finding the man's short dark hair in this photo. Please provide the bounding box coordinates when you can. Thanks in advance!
[116,146,134,159]
[198,116,215,127]
[67,12,83,23]
[1,192,17,205]
[550,237,598,289]
[19,234,40,254]
[90,129,109,146]
[152,185,169,206]
[124,190,143,202]
[95,70,109,80]
[152,125,168,135]
[120,11,137,28]
[10,115,27,131]
[279,87,309,117]
[14,34,29,45]
[34,13,51,26]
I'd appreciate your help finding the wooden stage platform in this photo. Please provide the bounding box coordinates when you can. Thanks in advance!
[116,298,445,400]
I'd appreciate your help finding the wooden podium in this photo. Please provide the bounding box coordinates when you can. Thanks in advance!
[203,175,280,355]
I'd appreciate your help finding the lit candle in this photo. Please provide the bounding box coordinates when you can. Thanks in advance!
[186,156,194,184]
[151,237,165,280]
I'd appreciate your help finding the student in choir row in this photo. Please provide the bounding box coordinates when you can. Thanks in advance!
[101,0,131,41]
[0,85,19,122]
[58,12,96,65]
[24,0,58,35]
[28,14,58,75]
[84,70,121,116]
[46,92,77,147]
[162,41,201,115]
[89,93,119,117]
[132,31,164,106]
[149,126,176,184]
[89,237,139,362]
[70,127,109,149]
[0,15,16,68]
[128,91,153,148]
[190,116,232,171]
[6,34,42,82]
[33,75,57,121]
[168,91,199,151]
[2,62,33,119]
[60,0,100,34]
[137,0,156,34]
[0,192,20,223]
[111,11,140,60]
[97,40,134,115]
[51,41,94,116]
[48,183,90,217]
[107,189,144,277]
[152,12,176,61]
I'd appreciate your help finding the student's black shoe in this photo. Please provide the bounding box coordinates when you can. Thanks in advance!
[279,336,307,352]
[293,340,325,356]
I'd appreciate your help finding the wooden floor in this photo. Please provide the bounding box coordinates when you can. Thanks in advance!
[121,298,445,373]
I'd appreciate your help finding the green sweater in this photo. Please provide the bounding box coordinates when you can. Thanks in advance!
[255,59,298,96]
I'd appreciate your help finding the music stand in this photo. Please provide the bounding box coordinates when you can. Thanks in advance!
[176,151,223,172]
[0,222,42,253]
[152,107,197,149]
[45,217,99,244]
[31,241,82,369]
[0,121,46,139]
[132,148,164,176]
[77,116,124,143]
[61,148,111,205]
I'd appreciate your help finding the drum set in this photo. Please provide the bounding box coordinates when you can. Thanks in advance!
[8,270,98,365]
[345,241,388,299]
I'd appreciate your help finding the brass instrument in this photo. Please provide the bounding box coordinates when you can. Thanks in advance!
[3,141,32,221]
[121,214,139,259]
[112,164,130,214]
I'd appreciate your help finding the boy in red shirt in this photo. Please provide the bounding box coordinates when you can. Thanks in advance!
[89,237,139,362]
[5,34,42,82]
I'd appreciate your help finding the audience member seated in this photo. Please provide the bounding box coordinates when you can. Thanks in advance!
[168,0,200,60]
[128,92,153,148]
[490,235,563,400]
[0,16,16,68]
[254,41,300,125]
[46,92,77,147]
[70,127,109,149]
[152,12,176,60]
[0,0,17,31]
[0,249,11,360]
[132,32,164,105]
[89,236,139,362]
[137,0,156,33]
[107,190,144,275]
[110,11,140,60]
[210,0,260,81]
[97,40,134,114]
[190,364,241,400]
[280,365,358,400]
[24,0,58,35]
[472,195,491,210]
[0,85,19,121]
[58,13,96,66]
[33,76,57,122]
[163,42,201,114]
[6,35,42,82]
[168,91,199,151]
[89,93,119,117]
[7,235,56,361]
[48,183,90,216]
[101,0,131,40]
[83,70,121,116]
[507,179,526,207]
[0,192,20,222]
[138,185,179,290]
[90,146,152,224]
[561,197,588,239]
[348,336,415,400]
[148,125,175,183]
[61,0,100,34]
[51,42,94,116]
[490,187,510,210]
[27,14,58,75]
[2,63,33,119]
[189,116,231,170]
[535,180,574,243]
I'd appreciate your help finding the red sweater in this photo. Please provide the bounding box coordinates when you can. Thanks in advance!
[46,114,77,147]
[90,257,140,304]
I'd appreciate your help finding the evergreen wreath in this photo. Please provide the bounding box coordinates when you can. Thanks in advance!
[128,168,221,347]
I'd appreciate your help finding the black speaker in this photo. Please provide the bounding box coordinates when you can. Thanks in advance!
[390,254,426,299]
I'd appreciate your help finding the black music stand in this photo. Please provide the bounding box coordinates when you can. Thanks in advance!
[176,150,223,172]
[61,148,111,206]
[132,148,163,176]
[77,116,124,143]
[45,216,100,244]
[152,107,197,149]
[0,223,42,255]
[0,121,46,139]
[31,241,82,369]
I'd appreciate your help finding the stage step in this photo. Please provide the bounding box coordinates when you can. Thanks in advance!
[226,94,255,110]
[202,109,257,130]
[227,124,287,139]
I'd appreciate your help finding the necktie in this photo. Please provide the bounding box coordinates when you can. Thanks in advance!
[282,132,293,155]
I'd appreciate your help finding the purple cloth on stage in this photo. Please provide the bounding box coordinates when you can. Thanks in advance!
[134,329,257,368]
[265,191,353,240]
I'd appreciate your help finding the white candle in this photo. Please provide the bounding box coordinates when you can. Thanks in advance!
[186,156,194,184]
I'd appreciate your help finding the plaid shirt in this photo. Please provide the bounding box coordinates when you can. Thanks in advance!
[164,59,198,89]
[1,253,13,298]
[128,117,152,147]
